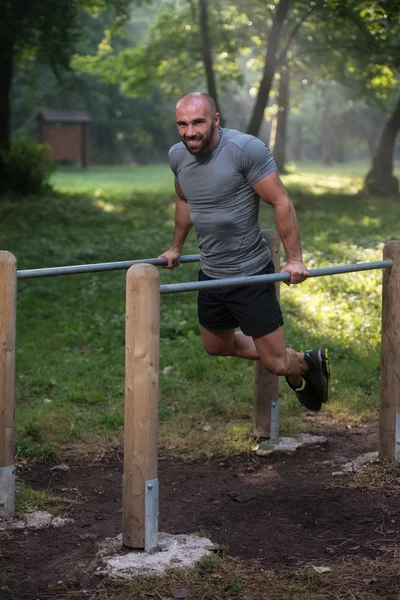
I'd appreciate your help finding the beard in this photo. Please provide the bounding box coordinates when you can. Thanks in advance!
[181,123,216,155]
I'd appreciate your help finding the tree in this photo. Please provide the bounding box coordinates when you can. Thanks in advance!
[246,0,291,136]
[269,63,289,172]
[0,0,131,153]
[364,93,400,195]
[11,6,177,165]
[198,0,223,121]
[312,1,400,193]
[73,0,246,109]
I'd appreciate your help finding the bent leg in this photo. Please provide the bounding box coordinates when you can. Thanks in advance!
[253,326,307,388]
[201,325,307,387]
[201,326,260,360]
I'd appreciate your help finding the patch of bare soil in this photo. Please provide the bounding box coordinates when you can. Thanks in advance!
[1,428,399,599]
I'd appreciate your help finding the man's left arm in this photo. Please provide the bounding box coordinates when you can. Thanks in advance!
[253,170,308,285]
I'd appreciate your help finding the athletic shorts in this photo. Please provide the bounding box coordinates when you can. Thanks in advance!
[198,261,284,338]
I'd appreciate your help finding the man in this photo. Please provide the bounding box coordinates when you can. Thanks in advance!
[159,91,330,411]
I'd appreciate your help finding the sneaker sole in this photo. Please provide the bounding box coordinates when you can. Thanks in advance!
[319,348,331,403]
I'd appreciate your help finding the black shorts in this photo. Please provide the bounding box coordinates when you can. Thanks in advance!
[198,261,284,338]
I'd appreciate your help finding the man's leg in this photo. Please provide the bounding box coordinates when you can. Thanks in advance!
[252,328,330,410]
[252,325,307,388]
[200,325,329,411]
[197,265,329,410]
[200,326,258,360]
[200,324,306,387]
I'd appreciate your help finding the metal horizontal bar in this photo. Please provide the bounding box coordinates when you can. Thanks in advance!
[160,260,393,295]
[17,254,200,280]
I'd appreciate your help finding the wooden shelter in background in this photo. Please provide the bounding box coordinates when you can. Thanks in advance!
[38,109,92,168]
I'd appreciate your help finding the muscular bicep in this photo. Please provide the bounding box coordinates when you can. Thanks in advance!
[252,170,289,207]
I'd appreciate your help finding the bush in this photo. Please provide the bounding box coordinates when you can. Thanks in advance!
[0,137,58,195]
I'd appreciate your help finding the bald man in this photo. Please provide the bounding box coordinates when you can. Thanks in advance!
[159,92,330,411]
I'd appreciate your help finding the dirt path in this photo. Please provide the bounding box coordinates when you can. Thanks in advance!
[1,428,399,598]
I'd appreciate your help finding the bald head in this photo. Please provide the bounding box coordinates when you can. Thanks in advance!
[175,92,221,155]
[176,92,217,119]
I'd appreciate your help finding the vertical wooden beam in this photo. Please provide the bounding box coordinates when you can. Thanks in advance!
[123,264,160,549]
[253,230,280,439]
[379,240,400,461]
[0,251,17,518]
[38,116,44,144]
[81,123,89,169]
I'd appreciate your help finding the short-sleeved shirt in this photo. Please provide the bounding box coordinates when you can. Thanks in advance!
[168,127,277,278]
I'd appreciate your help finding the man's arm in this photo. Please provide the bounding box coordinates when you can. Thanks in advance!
[159,182,193,269]
[253,170,308,285]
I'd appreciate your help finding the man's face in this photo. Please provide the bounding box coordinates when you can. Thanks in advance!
[176,99,220,155]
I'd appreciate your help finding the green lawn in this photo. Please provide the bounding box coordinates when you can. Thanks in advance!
[1,161,400,460]
[52,164,173,195]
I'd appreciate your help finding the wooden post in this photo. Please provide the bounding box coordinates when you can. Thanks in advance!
[123,264,160,549]
[81,122,89,169]
[379,240,400,462]
[253,230,280,439]
[0,252,17,519]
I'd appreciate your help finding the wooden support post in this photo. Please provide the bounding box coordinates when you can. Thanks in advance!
[379,240,400,462]
[123,264,160,549]
[0,252,17,519]
[253,230,280,440]
[81,122,90,169]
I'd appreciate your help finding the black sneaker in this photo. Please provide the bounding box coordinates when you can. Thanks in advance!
[286,348,331,412]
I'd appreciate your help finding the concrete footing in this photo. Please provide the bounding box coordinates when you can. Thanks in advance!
[253,433,328,456]
[0,465,15,519]
[96,532,216,579]
[0,509,73,531]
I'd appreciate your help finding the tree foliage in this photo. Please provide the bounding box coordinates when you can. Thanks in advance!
[1,0,132,151]
[321,1,400,194]
[11,5,178,165]
[7,0,400,186]
[73,0,247,99]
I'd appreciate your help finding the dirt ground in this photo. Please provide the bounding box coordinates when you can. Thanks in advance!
[1,426,400,599]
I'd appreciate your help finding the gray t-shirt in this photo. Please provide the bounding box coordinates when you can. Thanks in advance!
[168,128,277,278]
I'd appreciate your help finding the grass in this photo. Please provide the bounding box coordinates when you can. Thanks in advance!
[52,164,173,195]
[1,160,399,461]
[15,483,64,515]
[2,160,399,600]
[91,550,397,600]
[338,458,400,493]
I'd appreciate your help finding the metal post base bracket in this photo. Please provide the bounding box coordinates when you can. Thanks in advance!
[0,465,15,519]
[145,478,159,553]
[270,400,280,442]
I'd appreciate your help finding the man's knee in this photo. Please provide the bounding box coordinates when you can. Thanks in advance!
[201,328,237,357]
[203,341,233,357]
[262,355,288,376]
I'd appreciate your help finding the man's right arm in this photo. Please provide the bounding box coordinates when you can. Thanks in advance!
[159,182,192,269]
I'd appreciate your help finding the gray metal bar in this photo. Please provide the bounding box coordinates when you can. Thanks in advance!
[145,478,159,553]
[16,254,200,280]
[160,260,393,295]
[270,400,280,443]
[0,464,15,519]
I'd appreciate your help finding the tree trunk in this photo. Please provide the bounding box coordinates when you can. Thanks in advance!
[363,94,400,196]
[198,0,223,125]
[0,41,14,152]
[246,0,291,137]
[321,95,333,166]
[269,63,289,173]
[292,122,302,162]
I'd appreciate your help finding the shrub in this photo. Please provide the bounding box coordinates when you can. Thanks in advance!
[0,137,58,195]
